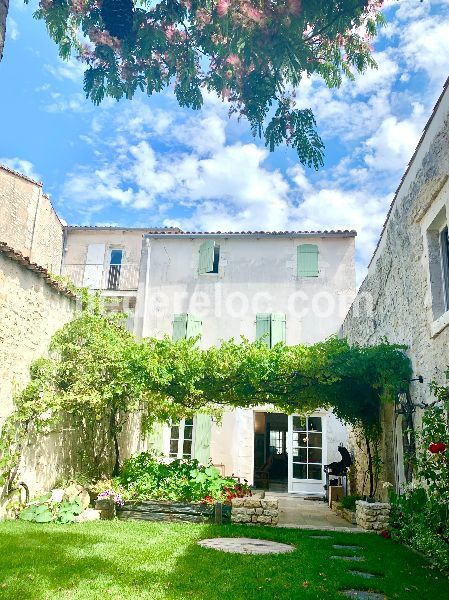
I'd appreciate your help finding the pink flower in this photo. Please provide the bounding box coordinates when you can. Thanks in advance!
[226,54,241,67]
[217,0,231,18]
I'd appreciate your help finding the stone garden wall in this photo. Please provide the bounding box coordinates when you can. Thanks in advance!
[355,501,390,531]
[231,497,279,525]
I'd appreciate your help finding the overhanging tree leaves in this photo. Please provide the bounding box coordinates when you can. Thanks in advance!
[29,0,384,167]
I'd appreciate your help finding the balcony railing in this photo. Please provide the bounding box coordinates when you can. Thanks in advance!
[62,263,139,291]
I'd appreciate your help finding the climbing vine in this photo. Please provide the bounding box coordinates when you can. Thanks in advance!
[0,311,411,497]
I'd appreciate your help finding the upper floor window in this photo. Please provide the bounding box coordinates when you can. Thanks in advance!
[198,240,220,274]
[297,244,319,277]
[425,205,449,323]
[107,249,123,290]
[256,313,286,348]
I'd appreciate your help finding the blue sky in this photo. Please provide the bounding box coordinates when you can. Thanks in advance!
[1,0,449,280]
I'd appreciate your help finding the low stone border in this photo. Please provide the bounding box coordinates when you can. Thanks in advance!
[355,501,390,531]
[102,499,230,523]
[333,504,357,525]
[231,497,279,525]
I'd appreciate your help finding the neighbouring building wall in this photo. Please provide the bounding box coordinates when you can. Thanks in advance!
[0,165,64,274]
[341,78,449,498]
[0,245,76,504]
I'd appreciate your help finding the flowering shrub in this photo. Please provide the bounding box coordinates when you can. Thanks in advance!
[117,452,251,503]
[389,379,449,573]
[97,489,124,507]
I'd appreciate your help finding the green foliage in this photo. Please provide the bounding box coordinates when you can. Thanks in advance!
[19,494,83,524]
[1,310,411,497]
[339,494,362,511]
[31,0,385,166]
[117,452,251,502]
[389,374,449,572]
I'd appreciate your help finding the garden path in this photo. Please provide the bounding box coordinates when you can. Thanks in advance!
[265,492,362,531]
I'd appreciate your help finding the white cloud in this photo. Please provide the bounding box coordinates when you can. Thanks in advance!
[45,58,85,83]
[0,158,41,182]
[7,17,19,41]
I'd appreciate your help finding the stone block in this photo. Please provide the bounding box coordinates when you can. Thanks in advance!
[244,498,262,508]
[261,499,278,509]
[74,508,101,523]
[232,498,245,508]
[257,515,272,524]
[263,509,279,518]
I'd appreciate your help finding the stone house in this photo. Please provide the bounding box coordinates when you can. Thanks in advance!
[133,230,357,494]
[341,77,449,495]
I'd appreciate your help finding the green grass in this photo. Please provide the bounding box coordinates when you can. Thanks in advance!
[0,520,446,599]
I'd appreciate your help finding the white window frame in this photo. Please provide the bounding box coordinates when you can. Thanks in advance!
[166,418,196,460]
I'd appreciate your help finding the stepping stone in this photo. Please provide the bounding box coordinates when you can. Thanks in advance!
[342,591,386,599]
[330,555,365,562]
[198,537,295,555]
[309,535,332,539]
[349,571,379,580]
[333,544,361,550]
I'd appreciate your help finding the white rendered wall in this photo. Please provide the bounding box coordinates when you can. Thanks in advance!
[136,234,355,484]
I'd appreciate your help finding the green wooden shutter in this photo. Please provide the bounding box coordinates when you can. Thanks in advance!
[297,244,319,277]
[147,422,165,455]
[198,240,215,274]
[270,313,286,347]
[256,313,271,347]
[172,314,188,340]
[186,315,202,340]
[193,414,212,465]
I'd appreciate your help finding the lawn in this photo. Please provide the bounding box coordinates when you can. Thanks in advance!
[0,520,446,599]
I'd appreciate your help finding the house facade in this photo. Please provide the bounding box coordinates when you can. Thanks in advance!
[134,230,357,494]
[341,77,449,496]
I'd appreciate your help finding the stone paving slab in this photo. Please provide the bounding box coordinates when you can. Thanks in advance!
[349,571,380,580]
[333,544,362,550]
[198,537,295,555]
[309,535,333,539]
[331,555,365,562]
[342,590,386,599]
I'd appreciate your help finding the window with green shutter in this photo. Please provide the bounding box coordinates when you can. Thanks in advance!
[256,313,286,348]
[198,240,220,274]
[270,313,286,346]
[172,314,202,341]
[297,244,319,277]
[256,313,271,347]
[193,414,212,465]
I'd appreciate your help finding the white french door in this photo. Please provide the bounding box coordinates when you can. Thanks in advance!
[288,413,327,495]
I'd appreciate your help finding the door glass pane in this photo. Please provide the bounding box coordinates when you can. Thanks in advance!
[293,416,306,431]
[307,417,322,432]
[298,447,307,462]
[293,463,307,479]
[308,464,322,480]
[308,448,322,463]
[308,432,322,448]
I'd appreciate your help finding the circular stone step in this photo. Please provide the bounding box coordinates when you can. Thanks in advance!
[198,537,295,554]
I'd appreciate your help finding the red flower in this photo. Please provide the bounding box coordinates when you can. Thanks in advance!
[380,530,391,539]
[429,442,447,453]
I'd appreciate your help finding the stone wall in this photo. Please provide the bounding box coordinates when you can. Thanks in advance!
[0,165,63,274]
[341,79,449,497]
[0,245,76,505]
[231,497,279,525]
[355,501,390,531]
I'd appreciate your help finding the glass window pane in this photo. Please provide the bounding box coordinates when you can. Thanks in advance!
[307,417,322,432]
[308,448,322,463]
[183,440,192,456]
[293,416,306,431]
[293,463,307,479]
[184,426,193,440]
[308,464,322,480]
[170,426,179,440]
[308,433,322,448]
[299,434,309,446]
[169,440,178,455]
[185,418,194,426]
